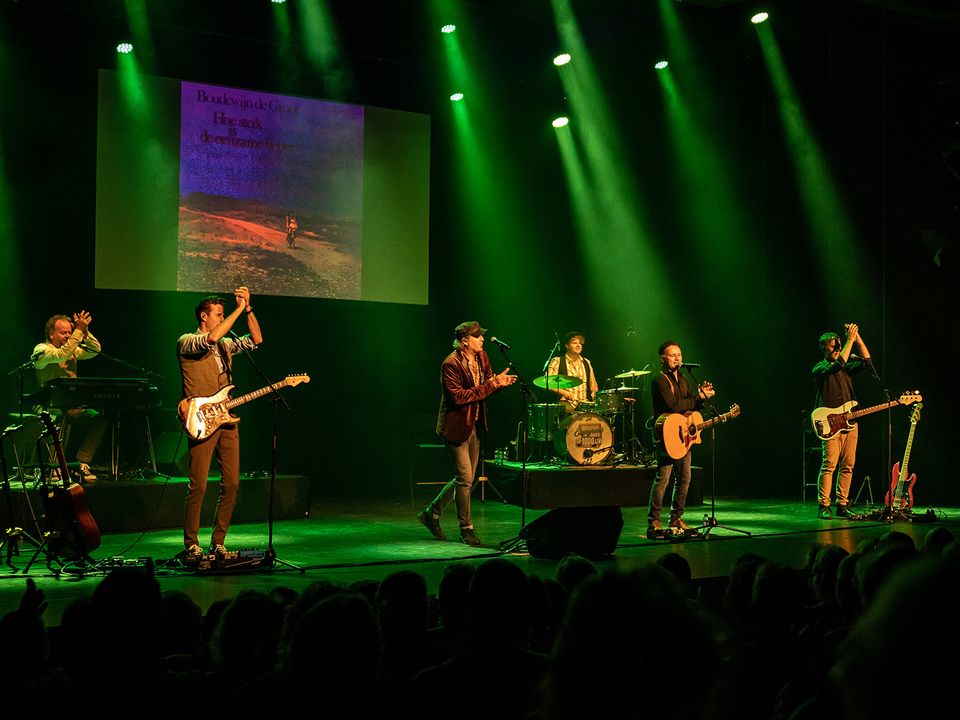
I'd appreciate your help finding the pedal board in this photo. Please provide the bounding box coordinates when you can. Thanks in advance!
[647,526,701,541]
[183,547,271,573]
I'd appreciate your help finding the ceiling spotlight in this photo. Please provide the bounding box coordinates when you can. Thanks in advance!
[116,42,134,54]
[654,60,669,70]
[441,24,456,34]
[553,53,572,67]
[450,92,464,102]
[271,0,287,4]
[552,116,569,128]
[751,12,769,24]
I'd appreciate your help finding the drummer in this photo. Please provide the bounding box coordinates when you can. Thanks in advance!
[546,331,599,411]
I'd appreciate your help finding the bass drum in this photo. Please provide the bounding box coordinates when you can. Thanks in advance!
[555,412,613,465]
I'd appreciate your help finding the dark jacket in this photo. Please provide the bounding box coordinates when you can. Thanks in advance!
[436,349,501,443]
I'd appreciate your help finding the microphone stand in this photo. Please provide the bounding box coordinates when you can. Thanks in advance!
[497,342,538,554]
[229,332,303,572]
[684,366,750,538]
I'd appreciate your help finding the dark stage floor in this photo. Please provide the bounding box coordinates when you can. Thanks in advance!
[3,485,957,626]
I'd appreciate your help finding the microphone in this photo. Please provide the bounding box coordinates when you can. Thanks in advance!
[489,337,511,350]
[582,448,593,459]
[682,363,702,368]
[30,348,43,361]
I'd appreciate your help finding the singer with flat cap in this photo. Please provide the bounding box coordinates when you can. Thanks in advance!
[418,320,516,546]
[32,311,106,482]
[177,287,262,559]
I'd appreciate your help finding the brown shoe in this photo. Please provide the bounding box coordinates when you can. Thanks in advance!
[669,517,692,531]
[646,519,662,539]
[417,509,447,540]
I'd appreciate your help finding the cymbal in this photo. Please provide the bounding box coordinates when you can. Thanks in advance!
[612,386,637,392]
[614,368,651,378]
[533,374,583,390]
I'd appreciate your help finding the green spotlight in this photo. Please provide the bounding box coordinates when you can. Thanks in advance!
[553,53,572,66]
[441,24,456,34]
[271,0,287,4]
[552,116,569,128]
[751,12,769,24]
[116,42,134,54]
[450,92,464,102]
[654,60,669,70]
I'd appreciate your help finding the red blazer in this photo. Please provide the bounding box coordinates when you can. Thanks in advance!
[436,349,501,443]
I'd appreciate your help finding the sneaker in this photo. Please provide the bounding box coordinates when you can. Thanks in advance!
[459,528,481,546]
[77,462,97,483]
[669,517,693,531]
[184,544,204,559]
[417,509,447,540]
[835,503,851,518]
[646,519,662,539]
[210,543,228,557]
[817,505,832,519]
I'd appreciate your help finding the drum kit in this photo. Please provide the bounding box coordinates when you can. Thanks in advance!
[529,368,651,466]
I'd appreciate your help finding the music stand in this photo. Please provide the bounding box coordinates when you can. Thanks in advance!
[683,366,750,539]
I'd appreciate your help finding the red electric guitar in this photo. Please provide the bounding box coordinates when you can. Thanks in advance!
[884,403,922,510]
[38,411,101,560]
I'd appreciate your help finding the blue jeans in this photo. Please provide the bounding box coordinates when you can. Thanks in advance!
[648,450,692,524]
[428,429,479,530]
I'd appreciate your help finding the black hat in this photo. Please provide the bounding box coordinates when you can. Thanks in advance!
[454,321,487,339]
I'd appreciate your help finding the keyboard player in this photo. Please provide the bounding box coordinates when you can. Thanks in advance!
[31,310,106,482]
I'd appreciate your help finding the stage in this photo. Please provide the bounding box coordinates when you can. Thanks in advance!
[2,475,956,625]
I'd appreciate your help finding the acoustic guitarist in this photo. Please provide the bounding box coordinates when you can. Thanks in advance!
[177,287,262,559]
[811,323,872,520]
[647,340,713,539]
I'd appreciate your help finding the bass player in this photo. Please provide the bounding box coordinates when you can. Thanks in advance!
[811,323,872,519]
[177,287,262,559]
[647,340,714,538]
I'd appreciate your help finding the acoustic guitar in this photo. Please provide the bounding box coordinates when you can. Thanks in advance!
[884,403,922,510]
[38,411,101,560]
[178,374,310,441]
[656,404,741,460]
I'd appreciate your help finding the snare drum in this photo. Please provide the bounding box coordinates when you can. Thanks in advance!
[594,389,621,415]
[554,412,614,465]
[527,403,563,442]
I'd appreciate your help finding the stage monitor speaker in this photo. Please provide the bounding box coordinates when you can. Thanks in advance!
[153,430,190,476]
[520,506,624,559]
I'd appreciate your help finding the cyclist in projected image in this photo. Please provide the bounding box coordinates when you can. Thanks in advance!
[284,211,299,248]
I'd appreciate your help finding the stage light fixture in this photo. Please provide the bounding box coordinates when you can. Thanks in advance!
[116,42,134,54]
[654,60,669,70]
[271,0,287,4]
[553,53,572,66]
[441,24,456,34]
[751,12,769,24]
[552,116,569,128]
[450,92,464,102]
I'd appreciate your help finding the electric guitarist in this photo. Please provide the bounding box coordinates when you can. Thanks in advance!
[811,323,873,520]
[177,288,262,560]
[647,340,713,539]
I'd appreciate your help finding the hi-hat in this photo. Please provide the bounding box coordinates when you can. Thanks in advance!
[533,374,583,389]
[614,368,651,378]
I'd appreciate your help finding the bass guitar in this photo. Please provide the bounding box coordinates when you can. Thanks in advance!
[178,374,310,441]
[656,404,741,460]
[810,391,921,441]
[38,411,101,560]
[884,403,922,510]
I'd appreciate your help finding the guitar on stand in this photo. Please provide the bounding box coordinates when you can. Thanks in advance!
[881,403,922,522]
[24,411,101,573]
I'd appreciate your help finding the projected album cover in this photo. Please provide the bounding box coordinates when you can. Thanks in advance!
[177,82,364,299]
